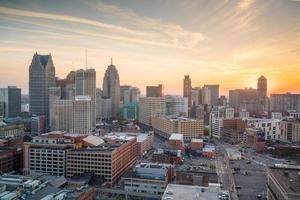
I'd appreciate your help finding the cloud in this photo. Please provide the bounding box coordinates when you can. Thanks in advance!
[237,0,256,10]
[0,5,205,50]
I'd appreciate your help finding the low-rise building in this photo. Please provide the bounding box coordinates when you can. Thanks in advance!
[137,132,154,157]
[281,120,300,143]
[245,128,266,152]
[267,165,300,200]
[152,149,183,165]
[168,134,185,153]
[226,148,242,160]
[221,119,246,144]
[122,162,174,196]
[162,184,229,200]
[152,115,204,140]
[190,138,204,151]
[202,145,216,158]
[66,134,138,186]
[0,121,24,138]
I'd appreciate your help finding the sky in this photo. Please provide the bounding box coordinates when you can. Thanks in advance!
[0,0,300,95]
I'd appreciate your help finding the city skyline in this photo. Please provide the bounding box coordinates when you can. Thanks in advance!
[1,0,300,95]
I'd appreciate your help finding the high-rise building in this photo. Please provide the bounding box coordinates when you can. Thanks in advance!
[52,100,73,132]
[96,88,102,121]
[280,120,300,142]
[75,69,96,127]
[124,87,140,105]
[202,85,219,106]
[139,97,166,127]
[49,87,61,130]
[257,75,268,115]
[270,93,300,113]
[72,96,93,134]
[0,86,21,118]
[120,85,131,102]
[122,87,140,121]
[183,75,192,107]
[165,95,188,117]
[191,87,202,106]
[229,88,258,115]
[146,84,164,97]
[56,71,75,100]
[29,53,56,128]
[102,60,120,118]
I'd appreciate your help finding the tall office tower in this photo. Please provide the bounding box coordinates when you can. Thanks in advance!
[191,87,202,106]
[146,84,164,97]
[202,85,219,106]
[120,85,131,102]
[139,97,166,127]
[72,96,93,134]
[49,87,61,130]
[183,75,192,107]
[96,88,102,121]
[102,60,120,118]
[165,95,188,117]
[52,100,73,132]
[29,53,56,128]
[75,68,96,127]
[229,88,258,115]
[124,87,140,104]
[257,75,268,115]
[218,96,227,107]
[0,86,21,117]
[56,71,75,100]
[0,102,4,118]
[270,93,300,113]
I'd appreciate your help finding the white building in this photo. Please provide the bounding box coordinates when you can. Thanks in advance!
[226,148,242,160]
[247,118,282,140]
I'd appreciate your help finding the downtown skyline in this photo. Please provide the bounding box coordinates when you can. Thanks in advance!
[1,0,300,95]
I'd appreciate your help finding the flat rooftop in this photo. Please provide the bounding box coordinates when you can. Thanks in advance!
[269,166,300,194]
[162,184,225,200]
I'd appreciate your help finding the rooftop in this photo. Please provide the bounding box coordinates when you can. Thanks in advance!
[169,133,183,141]
[162,184,226,200]
[269,166,300,194]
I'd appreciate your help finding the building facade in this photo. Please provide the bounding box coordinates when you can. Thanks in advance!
[183,75,192,107]
[0,86,21,118]
[146,84,163,97]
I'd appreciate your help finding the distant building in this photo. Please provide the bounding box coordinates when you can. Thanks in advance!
[51,100,73,132]
[102,60,121,118]
[257,75,269,115]
[122,162,174,196]
[121,87,140,120]
[229,88,258,115]
[29,53,56,128]
[221,119,246,144]
[31,115,45,135]
[191,87,202,106]
[72,96,93,134]
[0,121,24,138]
[165,95,188,117]
[152,116,204,140]
[146,84,164,97]
[49,87,61,130]
[226,148,242,160]
[281,120,300,143]
[137,132,154,158]
[152,149,183,165]
[168,134,185,153]
[138,97,166,127]
[245,128,266,152]
[0,86,21,118]
[267,166,300,200]
[202,85,219,106]
[247,118,282,141]
[0,146,23,173]
[270,93,300,113]
[120,85,131,103]
[183,75,192,107]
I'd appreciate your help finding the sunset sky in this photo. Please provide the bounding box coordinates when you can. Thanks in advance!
[0,0,300,95]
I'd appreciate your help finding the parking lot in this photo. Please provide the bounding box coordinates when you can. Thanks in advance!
[229,159,267,200]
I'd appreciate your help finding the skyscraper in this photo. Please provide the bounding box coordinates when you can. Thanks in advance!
[257,75,268,114]
[183,75,192,107]
[146,84,164,97]
[102,59,120,118]
[29,53,56,128]
[0,86,21,117]
[49,87,61,130]
[202,85,219,106]
[75,68,96,126]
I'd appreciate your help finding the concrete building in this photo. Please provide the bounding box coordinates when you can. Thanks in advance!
[0,86,21,118]
[122,162,174,196]
[191,87,202,106]
[245,128,266,152]
[52,100,73,132]
[100,98,112,121]
[31,115,45,135]
[0,121,24,138]
[257,75,269,115]
[102,60,121,118]
[152,149,183,165]
[202,85,219,106]
[124,87,140,105]
[152,116,204,140]
[75,69,96,128]
[23,131,84,176]
[72,96,93,134]
[138,97,166,127]
[247,118,282,140]
[49,87,61,130]
[66,134,137,186]
[267,166,300,200]
[162,184,228,200]
[270,93,300,113]
[168,133,185,153]
[183,75,192,107]
[29,53,56,128]
[121,87,140,120]
[137,132,154,157]
[221,119,246,144]
[120,85,131,103]
[146,84,163,97]
[281,120,300,143]
[165,95,188,117]
[0,146,23,173]
[96,88,102,121]
[229,88,258,115]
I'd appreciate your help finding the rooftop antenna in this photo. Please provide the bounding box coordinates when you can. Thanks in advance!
[111,57,113,65]
[85,48,88,70]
